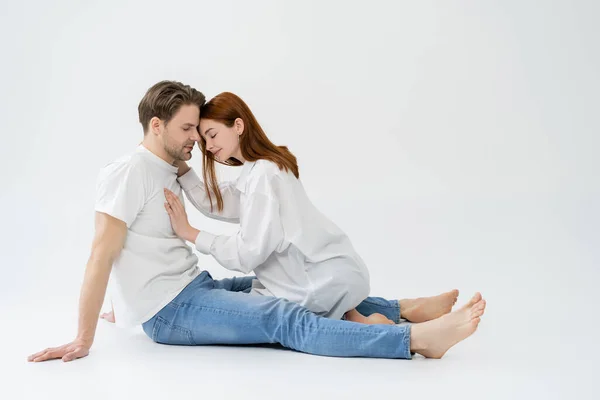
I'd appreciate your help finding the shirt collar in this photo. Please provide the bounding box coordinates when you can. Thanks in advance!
[235,160,257,193]
[136,145,179,174]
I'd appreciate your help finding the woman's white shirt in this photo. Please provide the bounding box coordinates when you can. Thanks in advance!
[177,160,370,319]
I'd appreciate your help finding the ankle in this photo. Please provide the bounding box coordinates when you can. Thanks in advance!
[409,324,427,352]
[399,299,413,319]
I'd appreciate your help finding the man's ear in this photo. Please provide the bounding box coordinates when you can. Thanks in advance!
[150,117,162,135]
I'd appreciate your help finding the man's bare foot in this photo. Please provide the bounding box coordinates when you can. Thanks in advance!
[409,292,486,359]
[345,309,395,325]
[399,289,459,323]
[100,310,115,323]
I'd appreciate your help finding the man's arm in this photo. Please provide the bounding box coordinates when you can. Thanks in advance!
[27,212,126,362]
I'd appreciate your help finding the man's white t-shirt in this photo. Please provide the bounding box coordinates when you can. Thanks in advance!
[95,145,200,327]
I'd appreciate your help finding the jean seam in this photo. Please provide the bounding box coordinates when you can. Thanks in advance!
[403,324,412,359]
[156,316,195,345]
[179,302,265,320]
[360,299,397,309]
[290,314,409,336]
[291,324,407,336]
[152,317,163,341]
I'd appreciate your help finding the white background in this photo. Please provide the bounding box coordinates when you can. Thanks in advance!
[1,1,598,399]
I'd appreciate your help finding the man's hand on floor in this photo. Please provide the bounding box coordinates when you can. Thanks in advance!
[27,338,91,363]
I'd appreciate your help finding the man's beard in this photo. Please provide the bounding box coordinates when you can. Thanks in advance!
[165,143,189,161]
[163,131,192,162]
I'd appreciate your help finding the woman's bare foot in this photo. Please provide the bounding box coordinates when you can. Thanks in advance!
[100,310,115,323]
[409,292,486,359]
[345,309,395,325]
[399,289,459,323]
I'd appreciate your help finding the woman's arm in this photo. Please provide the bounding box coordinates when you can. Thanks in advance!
[164,180,285,275]
[177,164,240,223]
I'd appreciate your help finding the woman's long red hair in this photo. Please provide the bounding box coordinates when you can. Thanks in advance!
[199,92,299,212]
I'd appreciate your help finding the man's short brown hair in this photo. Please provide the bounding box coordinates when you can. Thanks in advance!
[138,81,206,134]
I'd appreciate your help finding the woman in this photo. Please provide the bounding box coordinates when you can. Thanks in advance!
[163,92,446,324]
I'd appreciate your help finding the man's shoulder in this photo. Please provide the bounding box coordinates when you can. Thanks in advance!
[97,149,149,182]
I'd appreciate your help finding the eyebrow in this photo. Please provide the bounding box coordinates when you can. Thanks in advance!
[202,127,215,137]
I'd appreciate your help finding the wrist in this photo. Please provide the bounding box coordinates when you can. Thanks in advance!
[185,227,200,243]
[177,163,191,177]
[75,335,94,347]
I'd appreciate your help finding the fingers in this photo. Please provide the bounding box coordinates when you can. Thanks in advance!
[164,190,176,208]
[28,348,52,362]
[165,191,184,212]
[29,347,66,362]
[164,189,186,216]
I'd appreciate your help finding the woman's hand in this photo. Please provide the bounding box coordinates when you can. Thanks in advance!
[164,188,199,243]
[175,160,191,177]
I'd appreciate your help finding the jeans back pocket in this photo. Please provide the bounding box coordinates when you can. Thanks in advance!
[153,316,195,345]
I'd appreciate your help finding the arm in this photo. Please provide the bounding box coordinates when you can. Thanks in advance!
[27,212,126,362]
[177,166,240,223]
[165,179,284,275]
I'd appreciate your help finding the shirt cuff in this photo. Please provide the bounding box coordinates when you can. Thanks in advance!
[177,167,202,191]
[195,230,217,254]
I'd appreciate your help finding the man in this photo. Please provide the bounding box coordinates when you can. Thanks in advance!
[28,81,486,363]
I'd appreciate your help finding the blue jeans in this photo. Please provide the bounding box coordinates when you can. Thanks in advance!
[142,271,412,359]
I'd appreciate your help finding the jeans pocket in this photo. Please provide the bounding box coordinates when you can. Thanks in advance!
[153,316,195,345]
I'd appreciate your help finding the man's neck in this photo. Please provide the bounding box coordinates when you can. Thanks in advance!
[142,138,176,166]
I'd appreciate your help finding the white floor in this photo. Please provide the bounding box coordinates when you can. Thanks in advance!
[5,198,598,400]
[6,296,598,400]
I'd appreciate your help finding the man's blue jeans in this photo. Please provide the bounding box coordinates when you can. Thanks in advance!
[142,271,412,359]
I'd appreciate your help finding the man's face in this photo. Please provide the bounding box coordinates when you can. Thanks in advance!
[161,104,200,162]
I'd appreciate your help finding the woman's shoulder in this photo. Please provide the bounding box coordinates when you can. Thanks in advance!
[246,159,296,191]
[253,159,285,176]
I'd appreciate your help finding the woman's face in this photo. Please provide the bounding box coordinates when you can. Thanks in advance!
[199,118,243,162]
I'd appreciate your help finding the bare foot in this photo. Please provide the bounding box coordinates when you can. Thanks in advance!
[409,292,486,359]
[345,309,395,325]
[100,310,115,323]
[399,289,459,323]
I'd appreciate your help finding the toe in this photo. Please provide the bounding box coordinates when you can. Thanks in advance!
[471,308,484,318]
[460,293,482,310]
[470,292,482,305]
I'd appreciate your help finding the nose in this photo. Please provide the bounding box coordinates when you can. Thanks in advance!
[190,129,200,142]
[206,135,218,149]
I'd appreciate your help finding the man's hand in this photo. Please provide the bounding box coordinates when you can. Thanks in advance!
[28,338,91,363]
[164,188,199,243]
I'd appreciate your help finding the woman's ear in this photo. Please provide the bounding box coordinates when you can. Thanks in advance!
[234,118,245,135]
